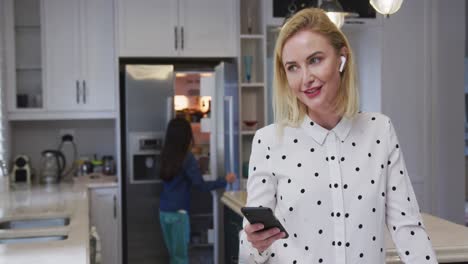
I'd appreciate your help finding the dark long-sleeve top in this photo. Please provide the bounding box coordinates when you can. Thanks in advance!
[160,152,226,212]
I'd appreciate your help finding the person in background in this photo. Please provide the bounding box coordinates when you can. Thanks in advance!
[159,118,236,264]
[239,8,437,264]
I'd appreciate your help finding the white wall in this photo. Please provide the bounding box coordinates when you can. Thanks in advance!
[0,0,4,161]
[342,25,382,113]
[344,1,434,215]
[429,0,465,223]
[380,0,465,224]
[380,0,429,212]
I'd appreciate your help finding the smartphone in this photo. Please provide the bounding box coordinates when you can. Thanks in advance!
[241,207,289,239]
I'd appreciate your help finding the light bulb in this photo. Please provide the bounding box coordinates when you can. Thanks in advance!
[174,95,189,111]
[326,12,345,28]
[370,0,404,17]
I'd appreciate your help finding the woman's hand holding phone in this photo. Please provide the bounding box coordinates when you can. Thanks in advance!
[244,223,286,253]
[225,172,236,183]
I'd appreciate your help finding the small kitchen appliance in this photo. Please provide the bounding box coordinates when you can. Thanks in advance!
[39,150,66,184]
[11,155,32,184]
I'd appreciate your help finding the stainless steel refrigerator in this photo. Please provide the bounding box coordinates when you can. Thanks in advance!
[119,61,239,264]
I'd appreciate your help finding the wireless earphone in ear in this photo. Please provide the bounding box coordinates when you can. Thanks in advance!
[339,56,346,73]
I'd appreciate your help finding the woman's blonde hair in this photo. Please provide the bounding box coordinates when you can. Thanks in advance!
[273,8,359,128]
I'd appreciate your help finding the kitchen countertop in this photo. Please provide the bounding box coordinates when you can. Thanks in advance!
[0,175,118,264]
[73,173,118,189]
[222,191,468,264]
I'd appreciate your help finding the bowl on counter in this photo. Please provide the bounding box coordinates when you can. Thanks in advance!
[243,120,258,130]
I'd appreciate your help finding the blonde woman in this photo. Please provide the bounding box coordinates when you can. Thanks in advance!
[239,8,437,264]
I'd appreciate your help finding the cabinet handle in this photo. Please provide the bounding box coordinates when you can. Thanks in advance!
[225,96,235,190]
[76,80,80,104]
[181,26,184,50]
[174,26,178,50]
[113,195,117,219]
[82,80,87,104]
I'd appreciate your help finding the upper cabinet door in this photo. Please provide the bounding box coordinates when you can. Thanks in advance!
[118,0,179,57]
[81,0,116,111]
[179,0,237,57]
[43,0,82,111]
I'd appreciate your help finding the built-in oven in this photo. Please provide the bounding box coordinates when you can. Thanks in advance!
[128,131,164,184]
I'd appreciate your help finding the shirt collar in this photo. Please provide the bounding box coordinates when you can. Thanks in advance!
[300,114,353,145]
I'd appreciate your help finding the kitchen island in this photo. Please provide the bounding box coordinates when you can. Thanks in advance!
[221,191,468,264]
[0,175,117,264]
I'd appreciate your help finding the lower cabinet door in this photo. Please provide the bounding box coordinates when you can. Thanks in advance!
[90,187,119,264]
[224,206,243,264]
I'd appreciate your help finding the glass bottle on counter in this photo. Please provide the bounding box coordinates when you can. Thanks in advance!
[102,156,115,175]
[91,155,103,174]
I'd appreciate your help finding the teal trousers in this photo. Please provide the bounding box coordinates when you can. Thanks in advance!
[159,210,190,264]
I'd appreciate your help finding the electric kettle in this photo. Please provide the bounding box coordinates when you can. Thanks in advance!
[39,150,66,184]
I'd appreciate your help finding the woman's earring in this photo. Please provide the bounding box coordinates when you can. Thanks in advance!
[339,56,346,73]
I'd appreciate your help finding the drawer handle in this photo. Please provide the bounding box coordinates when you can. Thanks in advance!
[76,80,80,103]
[174,26,178,50]
[82,80,87,104]
[181,26,184,50]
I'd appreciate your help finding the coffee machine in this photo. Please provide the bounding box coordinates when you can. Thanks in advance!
[11,155,32,184]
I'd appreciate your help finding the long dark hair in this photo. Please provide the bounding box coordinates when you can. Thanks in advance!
[160,118,194,181]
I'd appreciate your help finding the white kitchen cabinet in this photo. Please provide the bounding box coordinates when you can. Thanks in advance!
[4,0,117,120]
[179,0,237,58]
[117,0,178,57]
[90,187,119,264]
[42,0,81,111]
[117,0,236,58]
[4,0,116,120]
[43,0,116,112]
[3,0,44,112]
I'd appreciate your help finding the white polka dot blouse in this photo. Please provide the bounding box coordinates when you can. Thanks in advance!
[239,112,437,264]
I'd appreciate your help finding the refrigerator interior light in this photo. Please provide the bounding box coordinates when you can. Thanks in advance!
[200,96,211,113]
[126,65,173,80]
[174,95,189,111]
[175,72,187,77]
[200,72,213,77]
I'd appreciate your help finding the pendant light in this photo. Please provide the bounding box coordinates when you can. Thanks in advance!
[319,0,357,28]
[280,0,356,30]
[370,0,404,18]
